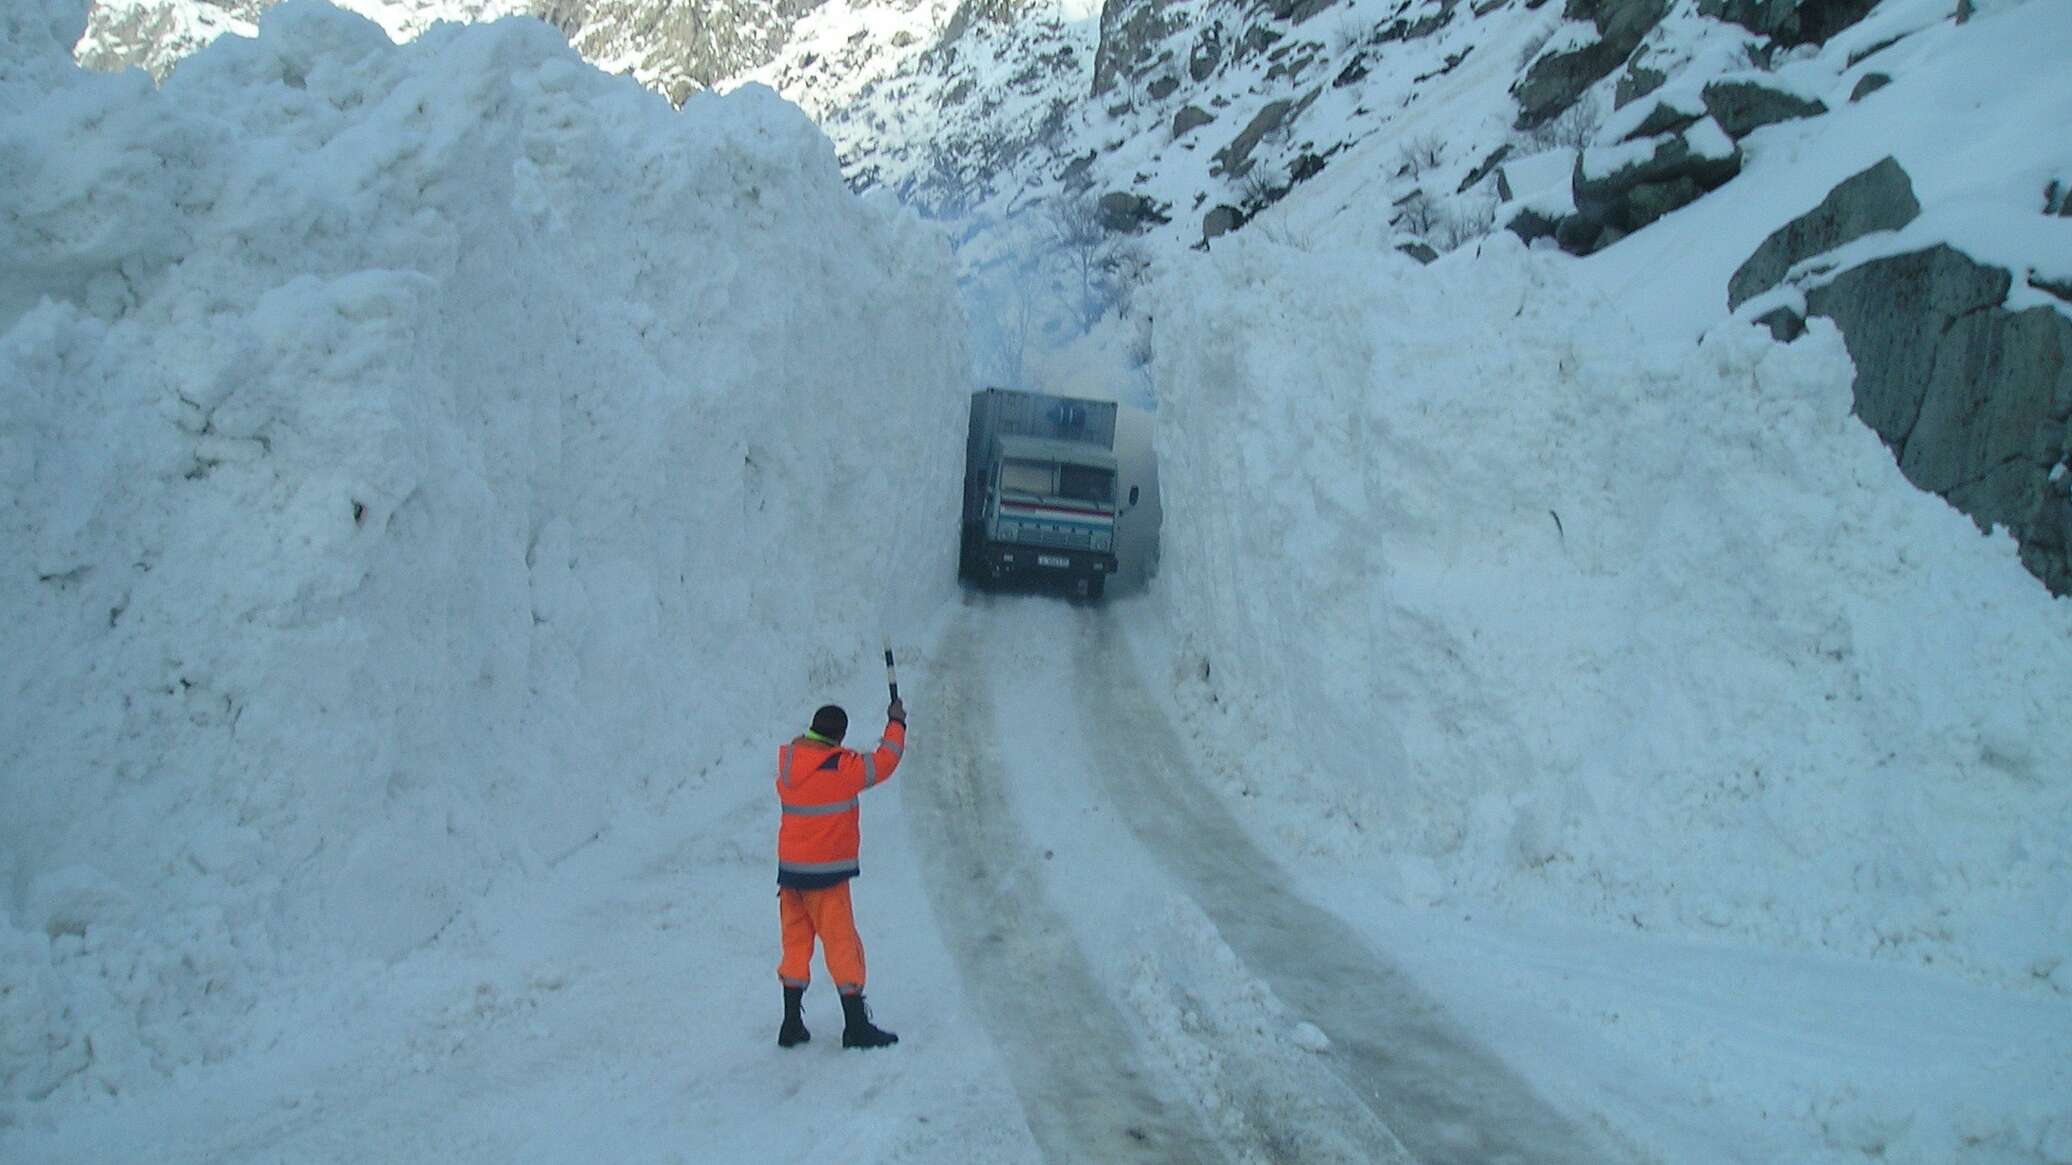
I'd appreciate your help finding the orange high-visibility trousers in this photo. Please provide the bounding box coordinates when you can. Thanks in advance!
[777,883,867,995]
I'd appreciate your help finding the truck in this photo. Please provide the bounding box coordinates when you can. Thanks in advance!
[959,387,1132,600]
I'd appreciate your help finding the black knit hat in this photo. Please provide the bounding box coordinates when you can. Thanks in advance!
[810,704,848,742]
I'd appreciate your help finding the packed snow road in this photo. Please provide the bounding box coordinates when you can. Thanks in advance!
[908,614,1226,1163]
[908,594,1632,1164]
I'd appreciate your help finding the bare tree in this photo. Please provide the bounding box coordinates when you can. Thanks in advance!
[1437,193,1498,251]
[1395,190,1440,237]
[1398,133,1446,178]
[1239,165,1282,210]
[1046,195,1115,331]
[1038,194,1160,331]
[1107,240,1153,315]
[991,278,1037,388]
[1115,71,1142,115]
[1524,99,1600,151]
[1256,212,1314,251]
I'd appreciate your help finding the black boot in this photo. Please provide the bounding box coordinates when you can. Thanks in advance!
[840,992,898,1049]
[778,986,810,1048]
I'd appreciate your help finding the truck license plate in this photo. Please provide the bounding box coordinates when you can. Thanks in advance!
[1037,554,1070,568]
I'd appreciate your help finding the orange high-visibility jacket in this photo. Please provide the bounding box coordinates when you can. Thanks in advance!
[776,720,906,889]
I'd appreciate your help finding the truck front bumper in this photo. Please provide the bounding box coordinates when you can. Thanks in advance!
[981,543,1116,581]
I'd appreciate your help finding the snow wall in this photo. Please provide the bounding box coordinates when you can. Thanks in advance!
[1,0,967,1103]
[1148,230,2072,995]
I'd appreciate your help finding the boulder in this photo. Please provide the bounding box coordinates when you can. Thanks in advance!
[1213,99,1292,177]
[1212,94,1317,177]
[1600,83,1706,143]
[1812,248,2012,449]
[1513,43,1625,130]
[1398,242,1441,264]
[1513,0,1671,129]
[1556,211,1611,253]
[1504,204,1566,247]
[1499,124,1741,255]
[1702,79,1827,138]
[1849,72,1891,101]
[1202,204,1246,242]
[1188,26,1223,81]
[1583,0,1672,50]
[1755,306,1807,342]
[1098,192,1171,232]
[1728,156,1918,310]
[1806,246,2072,595]
[1058,150,1098,188]
[1568,119,1741,247]
[1697,0,1879,46]
[1172,104,1215,139]
[1242,24,1282,55]
[1459,144,1514,193]
[1615,94,1705,142]
[1616,63,1668,109]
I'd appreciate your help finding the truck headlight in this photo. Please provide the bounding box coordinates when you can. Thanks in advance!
[997,521,1020,540]
[1093,532,1112,551]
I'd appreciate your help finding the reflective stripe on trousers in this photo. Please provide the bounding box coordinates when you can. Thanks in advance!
[778,858,861,877]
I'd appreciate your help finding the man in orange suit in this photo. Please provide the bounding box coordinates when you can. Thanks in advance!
[774,699,906,1049]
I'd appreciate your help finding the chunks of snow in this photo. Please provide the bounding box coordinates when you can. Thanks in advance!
[1684,115,1736,162]
[1499,148,1578,214]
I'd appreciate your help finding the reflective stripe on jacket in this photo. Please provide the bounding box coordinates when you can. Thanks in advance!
[776,720,906,889]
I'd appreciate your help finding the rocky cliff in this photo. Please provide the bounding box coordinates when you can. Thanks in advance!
[1741,162,2071,594]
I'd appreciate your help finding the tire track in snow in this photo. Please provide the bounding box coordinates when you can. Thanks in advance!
[904,607,1230,1164]
[1071,612,1635,1165]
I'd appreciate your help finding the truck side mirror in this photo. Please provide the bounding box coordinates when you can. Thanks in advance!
[1127,485,1140,509]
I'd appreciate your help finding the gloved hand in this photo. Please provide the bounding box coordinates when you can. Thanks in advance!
[888,699,907,725]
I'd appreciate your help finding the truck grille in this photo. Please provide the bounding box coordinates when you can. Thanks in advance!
[1019,525,1089,549]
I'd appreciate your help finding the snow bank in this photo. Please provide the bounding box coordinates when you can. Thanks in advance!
[1,0,966,1107]
[1148,230,2072,994]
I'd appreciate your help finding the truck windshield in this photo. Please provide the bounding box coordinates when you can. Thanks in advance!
[999,460,1053,495]
[1058,464,1115,504]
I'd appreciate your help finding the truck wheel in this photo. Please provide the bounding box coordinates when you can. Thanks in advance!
[1083,575,1106,601]
[957,530,978,583]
